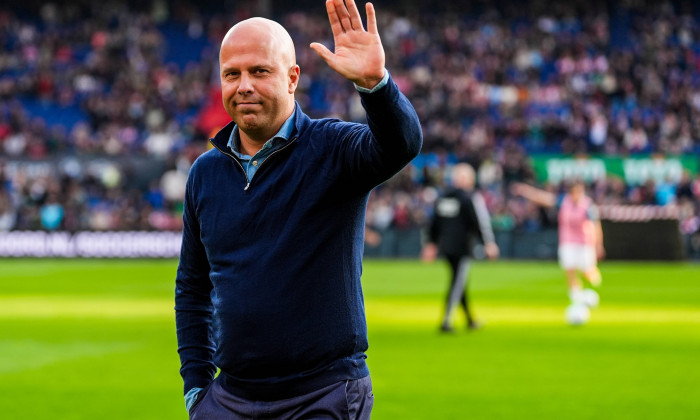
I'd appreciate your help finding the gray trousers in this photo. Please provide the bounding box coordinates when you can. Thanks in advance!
[189,375,374,420]
[442,255,473,327]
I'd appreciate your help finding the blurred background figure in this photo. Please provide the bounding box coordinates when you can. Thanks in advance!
[422,163,499,332]
[511,181,604,309]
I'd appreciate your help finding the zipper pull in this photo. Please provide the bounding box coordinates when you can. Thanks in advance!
[244,182,250,191]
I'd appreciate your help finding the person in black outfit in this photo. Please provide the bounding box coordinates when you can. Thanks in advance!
[422,163,499,332]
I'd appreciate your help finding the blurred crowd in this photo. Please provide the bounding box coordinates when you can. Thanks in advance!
[0,0,699,253]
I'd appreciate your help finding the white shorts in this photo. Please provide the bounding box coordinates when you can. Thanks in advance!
[558,243,596,271]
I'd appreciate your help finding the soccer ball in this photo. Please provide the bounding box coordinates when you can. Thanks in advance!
[565,303,590,326]
[582,289,600,308]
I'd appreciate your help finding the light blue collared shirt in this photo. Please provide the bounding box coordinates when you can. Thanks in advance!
[227,111,296,181]
[354,69,389,94]
[184,387,202,412]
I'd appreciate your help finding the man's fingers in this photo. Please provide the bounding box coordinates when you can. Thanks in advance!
[325,0,344,36]
[366,2,378,34]
[345,0,364,31]
[310,42,335,64]
[333,0,352,31]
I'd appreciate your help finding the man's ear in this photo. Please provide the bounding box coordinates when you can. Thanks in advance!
[288,65,300,94]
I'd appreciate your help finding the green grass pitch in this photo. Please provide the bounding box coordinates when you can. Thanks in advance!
[1,259,699,419]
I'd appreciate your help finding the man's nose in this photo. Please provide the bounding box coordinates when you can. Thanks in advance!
[237,73,254,94]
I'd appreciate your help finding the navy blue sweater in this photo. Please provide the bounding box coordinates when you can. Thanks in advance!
[175,75,422,400]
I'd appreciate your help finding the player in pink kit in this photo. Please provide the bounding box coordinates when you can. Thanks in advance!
[512,180,604,306]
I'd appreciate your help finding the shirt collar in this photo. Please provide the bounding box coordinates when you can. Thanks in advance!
[227,110,296,157]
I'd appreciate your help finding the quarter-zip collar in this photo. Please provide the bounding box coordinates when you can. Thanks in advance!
[223,110,296,182]
[209,136,297,191]
[227,110,296,156]
[209,103,307,191]
[209,101,308,153]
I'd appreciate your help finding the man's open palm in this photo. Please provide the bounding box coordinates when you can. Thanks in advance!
[311,0,386,90]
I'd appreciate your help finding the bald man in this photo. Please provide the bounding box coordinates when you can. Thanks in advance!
[175,1,422,418]
[422,163,499,332]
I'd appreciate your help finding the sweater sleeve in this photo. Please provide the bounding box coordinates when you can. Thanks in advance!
[335,72,423,190]
[175,170,216,394]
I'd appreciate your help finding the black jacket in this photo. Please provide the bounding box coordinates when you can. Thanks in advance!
[428,187,494,257]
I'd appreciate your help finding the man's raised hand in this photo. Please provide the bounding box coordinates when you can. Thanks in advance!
[310,0,386,90]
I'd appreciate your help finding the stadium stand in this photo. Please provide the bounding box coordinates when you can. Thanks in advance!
[0,0,699,258]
